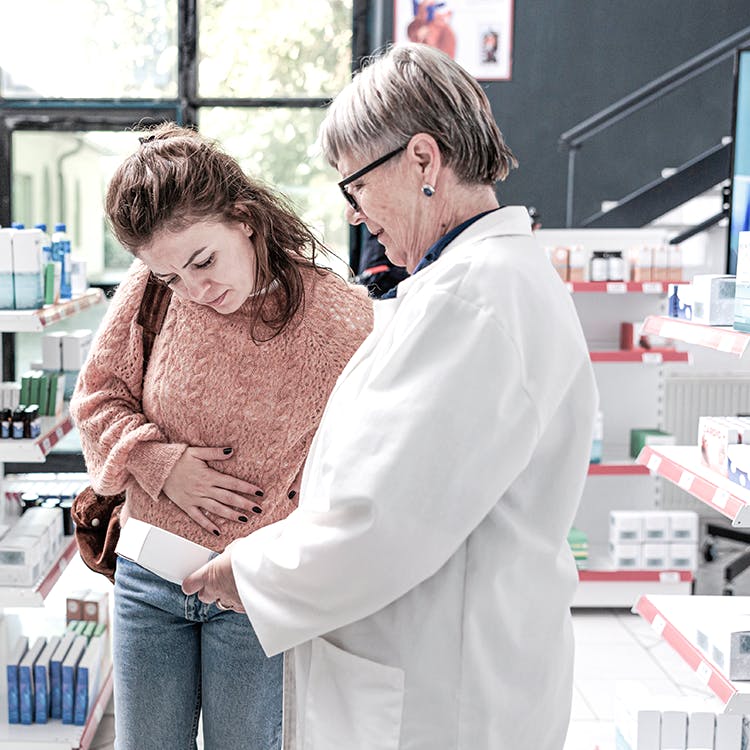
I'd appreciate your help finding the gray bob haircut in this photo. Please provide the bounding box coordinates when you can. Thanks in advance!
[319,43,517,185]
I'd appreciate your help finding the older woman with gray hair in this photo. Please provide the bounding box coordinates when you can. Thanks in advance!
[184,42,598,749]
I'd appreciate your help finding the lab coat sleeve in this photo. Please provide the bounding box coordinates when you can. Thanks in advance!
[69,261,187,499]
[231,289,542,656]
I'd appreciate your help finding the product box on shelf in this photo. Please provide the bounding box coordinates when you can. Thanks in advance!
[698,417,740,476]
[66,589,90,623]
[50,630,77,720]
[34,634,60,723]
[609,510,643,542]
[0,535,42,586]
[6,635,29,724]
[608,541,642,568]
[82,590,109,624]
[643,511,670,542]
[668,510,699,542]
[668,543,698,570]
[630,428,676,459]
[691,274,737,326]
[12,228,45,310]
[61,329,93,372]
[651,245,669,282]
[42,330,67,371]
[641,543,668,569]
[695,616,750,680]
[734,230,750,333]
[18,636,46,724]
[61,634,87,724]
[629,245,653,282]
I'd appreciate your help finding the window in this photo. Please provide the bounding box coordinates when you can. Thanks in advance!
[1,0,356,282]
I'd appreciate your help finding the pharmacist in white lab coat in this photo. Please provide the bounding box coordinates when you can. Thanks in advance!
[184,43,598,750]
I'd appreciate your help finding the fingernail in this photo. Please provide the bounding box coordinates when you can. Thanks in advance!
[252,506,262,514]
[238,515,248,523]
[213,529,220,536]
[255,490,264,497]
[288,490,296,499]
[223,447,232,455]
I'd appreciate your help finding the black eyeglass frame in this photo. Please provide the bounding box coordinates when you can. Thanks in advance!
[338,144,408,211]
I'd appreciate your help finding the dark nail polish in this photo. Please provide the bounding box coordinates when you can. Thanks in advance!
[223,447,232,455]
[255,490,264,497]
[213,529,220,536]
[288,490,297,500]
[252,506,262,514]
[238,515,248,523]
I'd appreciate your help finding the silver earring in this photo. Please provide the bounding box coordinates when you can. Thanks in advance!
[422,184,435,197]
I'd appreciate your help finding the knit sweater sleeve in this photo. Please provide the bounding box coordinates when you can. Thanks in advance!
[69,260,187,499]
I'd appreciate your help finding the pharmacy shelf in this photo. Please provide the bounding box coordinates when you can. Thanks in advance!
[0,538,77,608]
[0,290,104,333]
[567,281,675,294]
[0,416,74,464]
[587,461,650,476]
[633,594,750,714]
[573,555,692,607]
[0,665,112,749]
[641,315,750,358]
[637,445,750,527]
[589,348,690,363]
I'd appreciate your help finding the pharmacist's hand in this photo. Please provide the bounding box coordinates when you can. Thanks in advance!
[182,550,245,613]
[162,446,264,536]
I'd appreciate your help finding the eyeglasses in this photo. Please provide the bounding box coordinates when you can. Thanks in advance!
[338,144,408,212]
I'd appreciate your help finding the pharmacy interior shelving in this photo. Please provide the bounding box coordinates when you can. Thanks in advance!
[570,279,694,606]
[633,594,750,715]
[641,315,750,358]
[0,292,112,748]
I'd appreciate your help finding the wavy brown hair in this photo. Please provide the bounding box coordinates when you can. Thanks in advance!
[105,123,327,341]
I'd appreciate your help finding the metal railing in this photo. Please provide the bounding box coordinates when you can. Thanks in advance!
[559,26,750,227]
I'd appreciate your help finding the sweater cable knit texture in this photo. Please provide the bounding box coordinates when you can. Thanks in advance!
[70,259,373,552]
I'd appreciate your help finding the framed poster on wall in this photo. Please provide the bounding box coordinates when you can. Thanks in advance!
[393,0,514,81]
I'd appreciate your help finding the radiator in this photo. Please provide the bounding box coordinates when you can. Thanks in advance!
[661,375,750,511]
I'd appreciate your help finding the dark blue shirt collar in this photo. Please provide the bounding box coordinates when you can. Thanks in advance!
[381,207,500,300]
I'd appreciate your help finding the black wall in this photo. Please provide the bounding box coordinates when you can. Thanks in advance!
[377,1,750,227]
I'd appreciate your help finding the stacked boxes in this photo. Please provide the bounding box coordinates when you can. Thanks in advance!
[567,527,588,569]
[698,416,750,485]
[0,507,64,586]
[609,510,699,570]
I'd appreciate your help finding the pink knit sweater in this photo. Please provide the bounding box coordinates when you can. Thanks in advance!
[70,260,373,552]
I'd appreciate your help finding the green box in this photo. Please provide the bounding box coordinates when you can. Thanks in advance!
[630,428,676,459]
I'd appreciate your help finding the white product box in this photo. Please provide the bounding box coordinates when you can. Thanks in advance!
[641,543,669,569]
[0,535,42,586]
[698,416,740,476]
[609,541,642,569]
[728,443,750,490]
[66,589,90,622]
[696,616,750,679]
[11,229,45,310]
[82,590,109,624]
[714,713,742,750]
[642,511,670,541]
[636,710,660,750]
[686,711,715,750]
[668,511,699,542]
[734,230,750,333]
[15,507,63,560]
[609,510,643,543]
[668,543,698,570]
[42,331,67,371]
[691,274,737,325]
[61,329,93,371]
[115,518,215,585]
[660,710,688,750]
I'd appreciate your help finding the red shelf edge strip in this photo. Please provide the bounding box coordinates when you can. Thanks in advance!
[635,596,736,704]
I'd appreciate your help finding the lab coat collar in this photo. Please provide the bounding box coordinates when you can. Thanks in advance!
[391,205,532,298]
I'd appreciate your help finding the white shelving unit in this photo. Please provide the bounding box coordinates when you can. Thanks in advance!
[0,291,111,748]
[569,281,693,606]
[633,594,750,714]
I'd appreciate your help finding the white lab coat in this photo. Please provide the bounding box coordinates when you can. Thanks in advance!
[231,206,598,750]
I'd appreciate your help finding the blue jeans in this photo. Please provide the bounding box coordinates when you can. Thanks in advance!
[113,556,283,750]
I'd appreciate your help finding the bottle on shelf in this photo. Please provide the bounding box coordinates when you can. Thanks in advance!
[51,223,72,300]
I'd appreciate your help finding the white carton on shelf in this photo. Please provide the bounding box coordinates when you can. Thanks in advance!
[42,331,67,371]
[609,541,642,569]
[609,510,643,543]
[643,511,670,542]
[0,228,14,310]
[691,274,737,326]
[61,329,93,371]
[668,543,698,571]
[695,615,750,680]
[641,543,669,569]
[0,535,42,586]
[668,511,699,542]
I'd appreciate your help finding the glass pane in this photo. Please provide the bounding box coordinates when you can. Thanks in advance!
[0,0,177,98]
[199,107,351,275]
[198,0,352,98]
[11,131,145,280]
